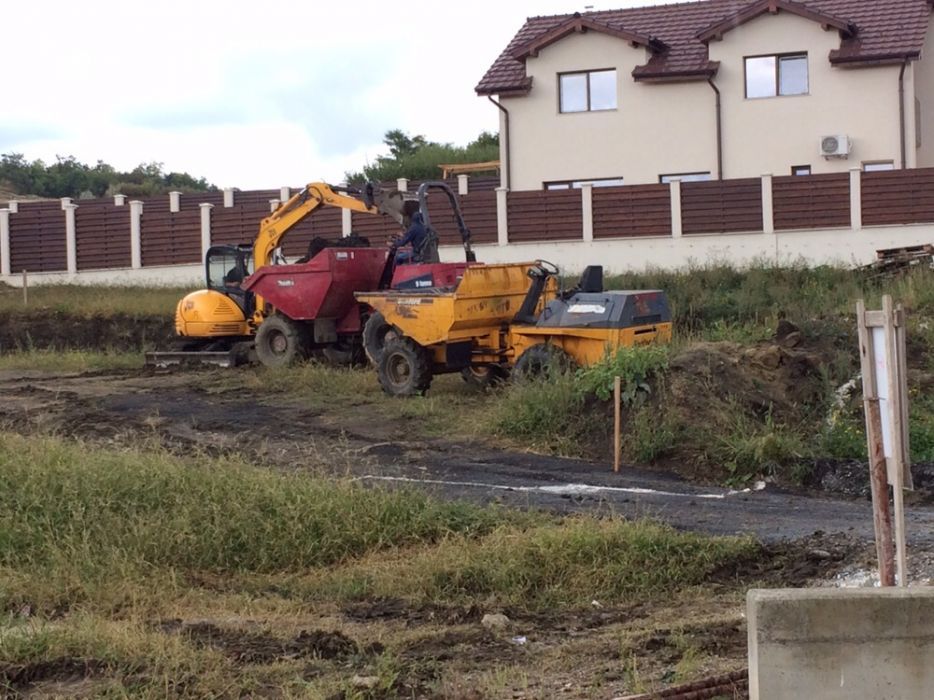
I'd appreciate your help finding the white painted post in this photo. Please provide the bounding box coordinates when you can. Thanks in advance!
[63,203,78,275]
[457,174,469,196]
[669,179,683,238]
[268,198,280,212]
[129,200,143,269]
[199,203,214,257]
[0,209,10,277]
[113,194,127,206]
[496,186,509,247]
[850,167,863,230]
[581,183,594,242]
[60,197,73,210]
[761,173,774,234]
[169,191,182,213]
[8,201,18,214]
[396,178,408,192]
[223,188,235,207]
[280,186,290,203]
[342,209,352,237]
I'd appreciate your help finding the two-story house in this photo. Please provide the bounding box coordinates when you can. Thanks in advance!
[476,0,934,191]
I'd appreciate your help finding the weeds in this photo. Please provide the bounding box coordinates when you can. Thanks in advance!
[0,284,189,317]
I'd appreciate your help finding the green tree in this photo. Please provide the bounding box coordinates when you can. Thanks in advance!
[346,130,499,184]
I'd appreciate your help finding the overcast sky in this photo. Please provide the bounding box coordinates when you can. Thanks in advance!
[0,0,685,189]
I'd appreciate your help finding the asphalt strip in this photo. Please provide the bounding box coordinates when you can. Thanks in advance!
[356,475,765,500]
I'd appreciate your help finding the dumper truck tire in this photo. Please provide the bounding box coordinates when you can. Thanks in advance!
[513,344,575,381]
[254,315,309,368]
[363,312,398,365]
[377,337,433,397]
[461,365,508,390]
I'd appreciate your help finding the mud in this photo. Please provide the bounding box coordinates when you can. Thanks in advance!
[0,657,107,692]
[0,310,172,352]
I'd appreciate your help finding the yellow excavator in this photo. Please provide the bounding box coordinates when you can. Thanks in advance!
[146,180,476,367]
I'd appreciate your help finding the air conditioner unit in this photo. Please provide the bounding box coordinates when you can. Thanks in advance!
[820,135,850,158]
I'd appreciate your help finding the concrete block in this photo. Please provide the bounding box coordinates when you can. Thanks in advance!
[748,588,934,700]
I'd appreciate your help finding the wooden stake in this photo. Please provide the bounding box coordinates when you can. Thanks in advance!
[21,269,27,306]
[856,300,896,586]
[883,295,909,586]
[613,375,621,473]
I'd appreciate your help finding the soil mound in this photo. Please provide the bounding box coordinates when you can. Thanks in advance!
[0,310,172,352]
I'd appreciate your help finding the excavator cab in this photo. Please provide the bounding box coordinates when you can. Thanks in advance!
[206,245,253,298]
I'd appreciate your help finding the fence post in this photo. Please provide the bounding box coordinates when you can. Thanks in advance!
[223,188,235,207]
[0,208,10,277]
[113,194,126,207]
[280,186,290,203]
[457,174,469,196]
[8,201,18,214]
[169,191,182,214]
[268,199,280,212]
[129,200,143,269]
[850,167,862,230]
[199,203,214,258]
[761,173,774,234]
[496,187,509,246]
[669,179,683,238]
[397,178,408,192]
[64,203,78,275]
[581,183,594,242]
[342,208,352,237]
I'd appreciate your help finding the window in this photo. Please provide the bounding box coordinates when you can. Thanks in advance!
[863,161,895,172]
[559,69,617,113]
[745,54,808,98]
[545,177,624,190]
[659,172,711,183]
[791,165,811,176]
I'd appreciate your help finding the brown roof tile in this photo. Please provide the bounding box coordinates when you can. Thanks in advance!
[476,0,932,94]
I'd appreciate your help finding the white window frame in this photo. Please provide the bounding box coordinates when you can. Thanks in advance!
[744,53,809,99]
[862,161,895,172]
[558,69,618,114]
[544,177,624,190]
[659,172,711,184]
[791,165,812,176]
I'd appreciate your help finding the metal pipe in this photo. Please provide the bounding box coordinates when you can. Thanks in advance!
[488,96,511,190]
[898,61,908,169]
[707,79,723,180]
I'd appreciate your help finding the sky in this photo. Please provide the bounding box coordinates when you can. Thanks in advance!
[0,0,686,189]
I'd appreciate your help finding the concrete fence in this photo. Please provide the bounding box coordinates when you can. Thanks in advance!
[1,170,933,285]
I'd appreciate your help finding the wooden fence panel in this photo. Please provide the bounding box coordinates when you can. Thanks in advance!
[507,190,582,242]
[9,202,66,272]
[681,179,762,235]
[862,168,934,226]
[773,173,850,230]
[593,184,671,238]
[140,199,201,266]
[459,190,498,244]
[75,201,132,270]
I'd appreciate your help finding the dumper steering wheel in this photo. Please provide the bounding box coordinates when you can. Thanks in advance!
[536,260,559,277]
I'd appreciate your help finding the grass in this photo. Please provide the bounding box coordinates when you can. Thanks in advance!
[0,349,143,372]
[0,283,188,317]
[0,435,759,697]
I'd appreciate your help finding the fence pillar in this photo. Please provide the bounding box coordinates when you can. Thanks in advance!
[496,187,509,246]
[60,197,72,210]
[169,191,182,213]
[396,178,408,192]
[850,167,862,230]
[761,173,774,234]
[0,208,10,277]
[342,208,352,237]
[223,188,235,207]
[581,183,594,242]
[269,198,280,212]
[280,186,290,203]
[113,194,127,206]
[669,179,683,238]
[8,201,18,214]
[129,200,143,269]
[199,203,214,257]
[64,203,78,275]
[457,174,469,195]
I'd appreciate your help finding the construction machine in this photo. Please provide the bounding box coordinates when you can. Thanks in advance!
[356,261,672,396]
[146,181,476,368]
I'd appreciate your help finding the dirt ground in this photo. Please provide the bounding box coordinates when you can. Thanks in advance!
[3,364,933,698]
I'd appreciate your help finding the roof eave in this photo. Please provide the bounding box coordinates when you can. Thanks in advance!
[632,61,721,83]
[511,15,666,61]
[830,51,922,67]
[696,0,856,43]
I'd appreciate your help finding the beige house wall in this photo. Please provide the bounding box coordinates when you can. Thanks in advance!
[502,32,717,190]
[915,14,934,166]
[501,11,925,190]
